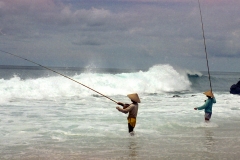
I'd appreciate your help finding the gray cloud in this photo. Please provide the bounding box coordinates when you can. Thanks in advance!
[0,0,240,71]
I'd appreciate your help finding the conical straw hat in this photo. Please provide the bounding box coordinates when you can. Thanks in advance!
[127,93,141,103]
[203,90,214,98]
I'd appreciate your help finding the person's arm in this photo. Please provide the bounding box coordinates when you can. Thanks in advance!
[194,99,210,110]
[117,102,124,106]
[117,102,130,108]
[212,97,216,103]
[116,104,133,114]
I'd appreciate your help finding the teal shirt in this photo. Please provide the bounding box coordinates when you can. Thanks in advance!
[197,97,216,113]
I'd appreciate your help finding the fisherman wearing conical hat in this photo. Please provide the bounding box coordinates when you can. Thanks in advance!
[116,93,140,136]
[194,90,216,122]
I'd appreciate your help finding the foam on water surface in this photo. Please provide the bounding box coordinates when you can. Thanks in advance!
[1,65,240,159]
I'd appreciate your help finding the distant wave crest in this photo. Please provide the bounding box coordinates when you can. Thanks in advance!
[0,64,193,103]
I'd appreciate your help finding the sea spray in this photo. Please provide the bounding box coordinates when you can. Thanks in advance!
[0,64,192,103]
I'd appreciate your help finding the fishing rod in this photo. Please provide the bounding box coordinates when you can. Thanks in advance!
[0,49,118,104]
[197,0,213,91]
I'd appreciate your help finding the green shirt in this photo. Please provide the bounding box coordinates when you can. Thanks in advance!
[197,97,216,113]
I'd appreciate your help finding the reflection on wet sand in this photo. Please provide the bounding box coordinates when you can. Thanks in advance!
[202,128,216,160]
[128,138,138,159]
[204,129,215,152]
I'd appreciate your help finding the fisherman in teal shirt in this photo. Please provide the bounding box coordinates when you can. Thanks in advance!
[194,90,216,122]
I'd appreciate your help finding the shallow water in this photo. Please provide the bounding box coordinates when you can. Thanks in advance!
[1,93,240,160]
[0,65,240,159]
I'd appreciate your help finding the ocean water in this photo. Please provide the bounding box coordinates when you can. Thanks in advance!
[0,64,240,160]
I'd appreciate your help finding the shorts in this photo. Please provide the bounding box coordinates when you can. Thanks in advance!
[205,112,212,120]
[127,117,136,127]
[127,117,136,133]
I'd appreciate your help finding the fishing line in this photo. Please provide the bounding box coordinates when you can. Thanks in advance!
[197,0,213,91]
[0,49,118,104]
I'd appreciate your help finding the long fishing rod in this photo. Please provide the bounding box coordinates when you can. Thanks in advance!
[197,0,213,91]
[0,49,118,104]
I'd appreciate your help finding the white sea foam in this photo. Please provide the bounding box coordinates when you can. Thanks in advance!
[0,64,192,103]
[1,65,240,159]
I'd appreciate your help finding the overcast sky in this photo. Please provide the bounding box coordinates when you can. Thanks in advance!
[0,0,239,72]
